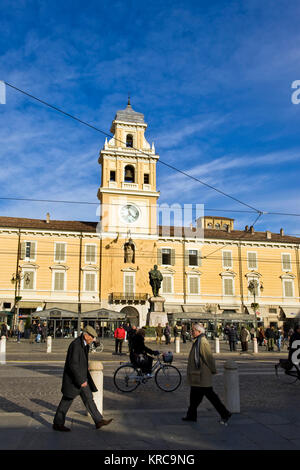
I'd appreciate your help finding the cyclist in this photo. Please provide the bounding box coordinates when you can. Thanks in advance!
[130,329,159,375]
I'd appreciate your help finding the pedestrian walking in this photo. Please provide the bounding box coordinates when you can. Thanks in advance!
[173,324,179,343]
[258,327,265,346]
[265,326,275,351]
[240,327,250,352]
[114,324,126,355]
[164,323,171,345]
[181,323,187,343]
[53,325,113,432]
[155,323,163,344]
[228,325,238,352]
[127,325,137,353]
[182,323,231,425]
[0,322,8,339]
[17,320,24,343]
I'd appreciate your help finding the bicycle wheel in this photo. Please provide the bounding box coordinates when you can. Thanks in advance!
[275,364,298,384]
[95,342,104,353]
[114,365,140,392]
[155,365,182,392]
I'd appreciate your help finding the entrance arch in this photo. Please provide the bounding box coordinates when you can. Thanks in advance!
[120,306,139,326]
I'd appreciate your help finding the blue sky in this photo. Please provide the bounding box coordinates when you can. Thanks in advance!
[0,0,300,235]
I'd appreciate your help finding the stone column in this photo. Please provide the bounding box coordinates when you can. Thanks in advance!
[224,360,240,413]
[89,360,103,414]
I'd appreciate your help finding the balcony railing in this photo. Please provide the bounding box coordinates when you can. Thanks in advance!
[111,292,149,303]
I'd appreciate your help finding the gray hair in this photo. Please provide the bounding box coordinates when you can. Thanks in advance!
[193,323,206,334]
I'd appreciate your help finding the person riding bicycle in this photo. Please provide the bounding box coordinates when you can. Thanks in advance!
[130,328,159,375]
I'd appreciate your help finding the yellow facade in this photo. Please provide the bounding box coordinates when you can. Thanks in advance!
[0,101,299,330]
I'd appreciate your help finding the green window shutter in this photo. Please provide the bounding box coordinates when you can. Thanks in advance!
[125,275,134,294]
[54,272,65,290]
[248,252,257,269]
[55,243,66,262]
[223,251,232,268]
[189,277,199,294]
[171,249,175,266]
[20,242,26,260]
[157,248,162,265]
[282,254,291,270]
[86,245,96,263]
[86,273,95,291]
[224,278,233,295]
[284,280,293,297]
[23,271,34,289]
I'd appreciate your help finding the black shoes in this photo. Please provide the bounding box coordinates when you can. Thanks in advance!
[52,424,71,432]
[95,418,113,429]
[220,413,232,426]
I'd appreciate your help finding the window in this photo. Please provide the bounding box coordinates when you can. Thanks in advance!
[189,276,200,294]
[222,251,233,268]
[283,280,294,298]
[110,170,116,182]
[223,277,234,296]
[282,254,292,271]
[85,245,96,264]
[269,308,277,314]
[162,248,171,265]
[20,241,36,260]
[55,243,66,262]
[188,250,198,266]
[124,273,135,294]
[54,271,65,291]
[144,173,150,184]
[126,134,133,148]
[247,252,257,270]
[85,272,96,292]
[124,165,135,182]
[215,223,220,229]
[162,275,173,294]
[22,271,35,290]
[3,303,11,309]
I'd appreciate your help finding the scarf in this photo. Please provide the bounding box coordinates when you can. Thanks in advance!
[194,333,205,369]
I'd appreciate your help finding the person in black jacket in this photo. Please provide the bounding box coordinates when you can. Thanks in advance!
[53,325,113,432]
[130,329,159,375]
[228,325,238,352]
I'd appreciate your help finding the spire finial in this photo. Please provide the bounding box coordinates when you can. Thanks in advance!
[127,94,131,106]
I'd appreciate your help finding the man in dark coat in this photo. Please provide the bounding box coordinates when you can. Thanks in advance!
[53,325,113,432]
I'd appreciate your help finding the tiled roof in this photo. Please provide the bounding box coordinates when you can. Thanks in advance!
[0,216,299,244]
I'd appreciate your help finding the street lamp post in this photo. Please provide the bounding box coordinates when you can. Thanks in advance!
[248,280,264,332]
[11,269,31,331]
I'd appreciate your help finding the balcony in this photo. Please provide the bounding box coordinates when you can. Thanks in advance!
[110,292,149,304]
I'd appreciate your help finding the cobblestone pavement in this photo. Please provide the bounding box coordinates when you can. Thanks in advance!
[1,338,300,450]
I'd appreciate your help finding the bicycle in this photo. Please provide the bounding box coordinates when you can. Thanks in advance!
[275,358,300,384]
[113,352,182,393]
[90,339,104,353]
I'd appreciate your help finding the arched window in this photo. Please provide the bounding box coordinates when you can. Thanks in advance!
[126,134,133,148]
[124,165,135,183]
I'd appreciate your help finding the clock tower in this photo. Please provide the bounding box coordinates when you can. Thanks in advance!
[97,99,160,238]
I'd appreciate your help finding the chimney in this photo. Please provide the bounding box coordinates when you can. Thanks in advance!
[280,228,284,236]
[266,230,272,239]
[245,225,249,232]
[46,212,50,224]
[249,226,255,234]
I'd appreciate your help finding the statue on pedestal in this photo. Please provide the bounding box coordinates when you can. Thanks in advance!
[149,265,163,297]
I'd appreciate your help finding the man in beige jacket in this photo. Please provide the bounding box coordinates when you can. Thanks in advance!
[183,323,231,425]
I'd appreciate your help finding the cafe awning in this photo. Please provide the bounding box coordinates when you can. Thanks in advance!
[280,306,300,318]
[19,302,44,309]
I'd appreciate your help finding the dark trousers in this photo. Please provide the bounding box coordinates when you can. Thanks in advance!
[53,385,103,426]
[115,338,124,354]
[165,335,171,345]
[241,341,248,352]
[229,341,236,351]
[187,386,230,420]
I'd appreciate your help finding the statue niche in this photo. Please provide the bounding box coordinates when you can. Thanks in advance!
[124,241,135,263]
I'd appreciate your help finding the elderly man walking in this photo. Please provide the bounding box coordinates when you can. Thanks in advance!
[53,325,113,432]
[182,323,232,425]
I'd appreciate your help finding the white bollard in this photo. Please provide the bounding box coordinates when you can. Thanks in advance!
[46,336,52,353]
[224,360,240,413]
[89,360,103,415]
[175,337,180,354]
[74,331,78,339]
[0,336,6,365]
[215,337,220,354]
[253,337,258,354]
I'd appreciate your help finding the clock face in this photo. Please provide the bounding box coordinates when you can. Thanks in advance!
[120,204,140,223]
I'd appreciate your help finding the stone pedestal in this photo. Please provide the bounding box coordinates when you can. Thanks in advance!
[147,296,168,327]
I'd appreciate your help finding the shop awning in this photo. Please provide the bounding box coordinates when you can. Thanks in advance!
[19,302,44,309]
[45,303,78,312]
[218,304,241,310]
[83,308,126,320]
[169,312,255,321]
[280,306,300,318]
[36,308,79,319]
